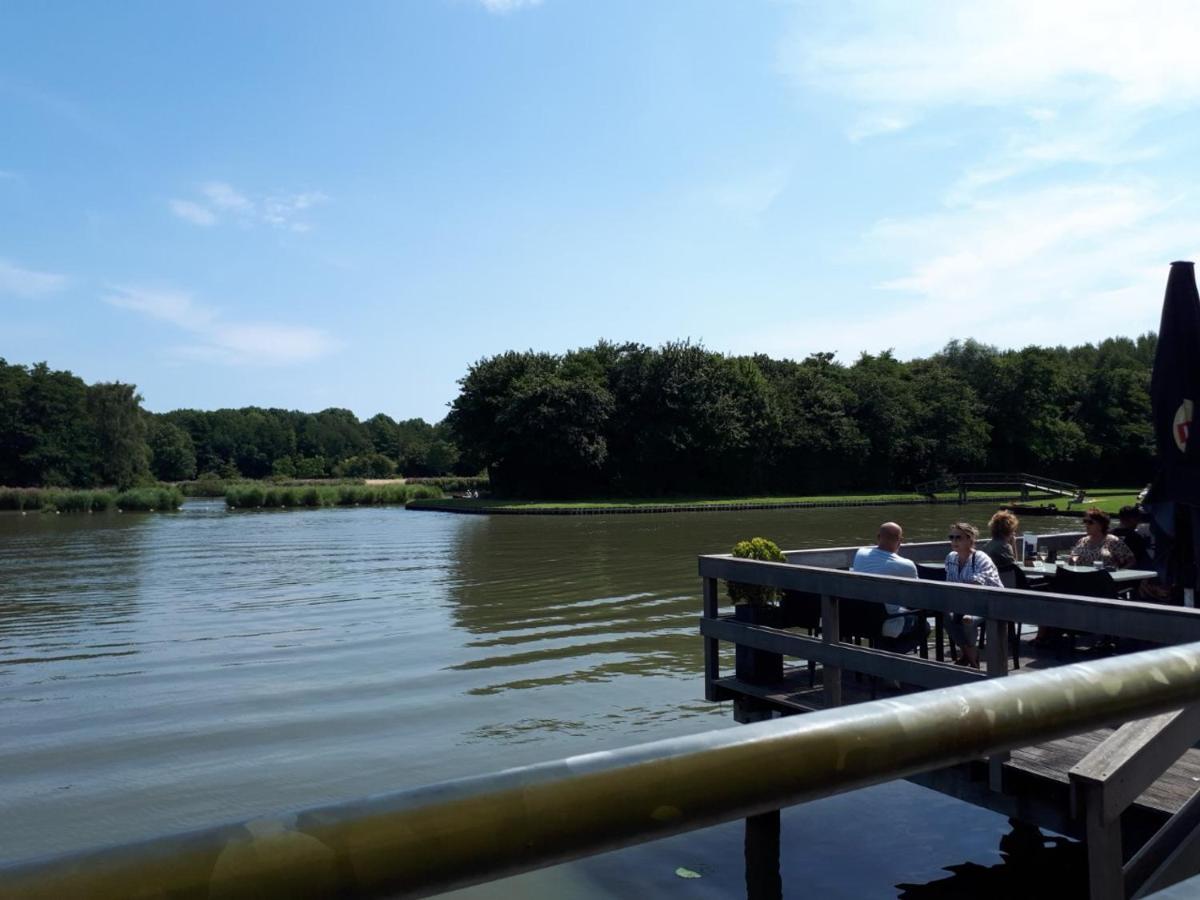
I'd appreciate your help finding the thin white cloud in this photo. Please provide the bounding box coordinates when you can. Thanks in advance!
[202,181,252,212]
[261,191,329,232]
[708,166,790,217]
[104,285,341,366]
[760,0,1200,361]
[169,199,217,226]
[479,0,543,13]
[731,180,1197,362]
[847,114,909,142]
[169,181,327,231]
[0,259,69,297]
[783,0,1200,126]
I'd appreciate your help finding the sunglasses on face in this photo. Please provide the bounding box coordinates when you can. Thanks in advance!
[948,534,965,541]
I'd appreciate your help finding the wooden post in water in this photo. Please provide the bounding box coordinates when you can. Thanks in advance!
[985,618,1011,792]
[703,577,720,702]
[744,810,782,900]
[821,594,841,707]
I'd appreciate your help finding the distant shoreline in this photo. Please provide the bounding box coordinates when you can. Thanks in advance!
[406,488,1139,517]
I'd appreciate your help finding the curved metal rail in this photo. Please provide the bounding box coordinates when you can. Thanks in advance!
[3,644,1200,899]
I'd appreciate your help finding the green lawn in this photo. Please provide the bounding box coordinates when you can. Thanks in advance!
[407,486,1148,514]
[1075,488,1143,515]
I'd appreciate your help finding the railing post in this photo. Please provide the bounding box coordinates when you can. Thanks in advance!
[703,577,720,701]
[985,618,1010,791]
[984,619,1009,678]
[821,594,841,707]
[1072,776,1124,900]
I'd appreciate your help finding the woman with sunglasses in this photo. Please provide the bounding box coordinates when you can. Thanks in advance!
[1068,508,1134,569]
[944,522,1002,667]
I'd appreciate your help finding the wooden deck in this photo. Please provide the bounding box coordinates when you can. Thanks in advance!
[713,656,1200,834]
[700,535,1200,898]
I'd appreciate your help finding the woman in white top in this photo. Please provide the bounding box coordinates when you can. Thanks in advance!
[945,521,1002,667]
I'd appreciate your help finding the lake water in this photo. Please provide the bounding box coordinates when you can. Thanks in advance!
[0,500,1090,897]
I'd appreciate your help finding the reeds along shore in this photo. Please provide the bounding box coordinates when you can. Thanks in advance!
[224,483,441,509]
[0,486,184,513]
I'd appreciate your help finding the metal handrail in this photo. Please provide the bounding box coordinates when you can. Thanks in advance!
[4,645,1200,899]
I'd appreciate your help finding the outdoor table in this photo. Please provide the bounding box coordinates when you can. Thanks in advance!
[917,561,1157,588]
[1022,562,1158,587]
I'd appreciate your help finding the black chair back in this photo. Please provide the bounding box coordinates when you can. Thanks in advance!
[996,564,1018,589]
[779,590,822,630]
[996,563,1037,591]
[837,597,888,641]
[1050,568,1119,600]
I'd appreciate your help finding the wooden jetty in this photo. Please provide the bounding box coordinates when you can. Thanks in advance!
[700,533,1200,899]
[916,471,1082,503]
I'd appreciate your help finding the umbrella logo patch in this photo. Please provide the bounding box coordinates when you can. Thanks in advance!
[1175,399,1194,452]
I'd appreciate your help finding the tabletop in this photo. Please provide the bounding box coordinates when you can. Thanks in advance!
[917,560,1157,585]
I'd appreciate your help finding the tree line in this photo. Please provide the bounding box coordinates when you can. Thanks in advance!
[446,336,1157,497]
[1,333,1157,495]
[0,359,460,488]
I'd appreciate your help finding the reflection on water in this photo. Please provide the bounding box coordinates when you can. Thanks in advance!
[0,500,1087,894]
[0,511,145,662]
[898,822,1086,898]
[447,780,1085,899]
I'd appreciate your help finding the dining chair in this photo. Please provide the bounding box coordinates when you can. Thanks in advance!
[916,564,950,661]
[837,597,931,697]
[780,589,822,687]
[990,564,1024,669]
[1042,568,1120,657]
[1050,568,1119,600]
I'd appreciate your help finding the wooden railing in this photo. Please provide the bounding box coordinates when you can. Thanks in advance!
[914,472,1080,499]
[1071,706,1200,899]
[8,644,1200,899]
[700,539,1200,900]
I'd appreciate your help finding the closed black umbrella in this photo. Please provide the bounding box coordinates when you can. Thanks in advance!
[1145,261,1200,599]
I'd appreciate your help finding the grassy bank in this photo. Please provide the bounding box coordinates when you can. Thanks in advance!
[225,483,442,509]
[407,489,1039,515]
[407,487,1145,516]
[181,476,375,498]
[0,486,184,513]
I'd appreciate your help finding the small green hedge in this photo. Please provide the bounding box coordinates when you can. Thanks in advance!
[225,483,442,509]
[403,476,489,493]
[0,486,183,512]
[726,537,786,605]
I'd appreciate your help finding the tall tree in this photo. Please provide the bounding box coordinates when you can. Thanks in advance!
[86,382,150,489]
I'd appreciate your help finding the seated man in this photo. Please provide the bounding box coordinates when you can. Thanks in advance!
[1112,505,1152,570]
[850,522,929,653]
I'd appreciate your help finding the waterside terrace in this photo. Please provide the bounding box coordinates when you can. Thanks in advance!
[700,532,1200,899]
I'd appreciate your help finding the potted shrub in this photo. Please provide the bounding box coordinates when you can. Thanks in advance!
[727,537,786,684]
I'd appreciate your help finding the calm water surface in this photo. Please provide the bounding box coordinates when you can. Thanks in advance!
[0,501,1088,896]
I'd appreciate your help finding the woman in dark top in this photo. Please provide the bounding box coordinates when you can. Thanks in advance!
[981,510,1019,567]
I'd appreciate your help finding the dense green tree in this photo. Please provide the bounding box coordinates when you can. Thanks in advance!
[0,333,1165,495]
[448,350,613,495]
[756,352,867,491]
[335,453,397,478]
[18,363,96,486]
[87,382,150,489]
[147,418,197,482]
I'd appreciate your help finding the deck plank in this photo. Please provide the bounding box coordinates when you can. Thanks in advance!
[714,659,1200,820]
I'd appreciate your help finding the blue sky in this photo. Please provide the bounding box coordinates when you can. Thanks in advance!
[3,0,1199,422]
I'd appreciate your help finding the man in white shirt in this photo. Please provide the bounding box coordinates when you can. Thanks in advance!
[850,522,928,652]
